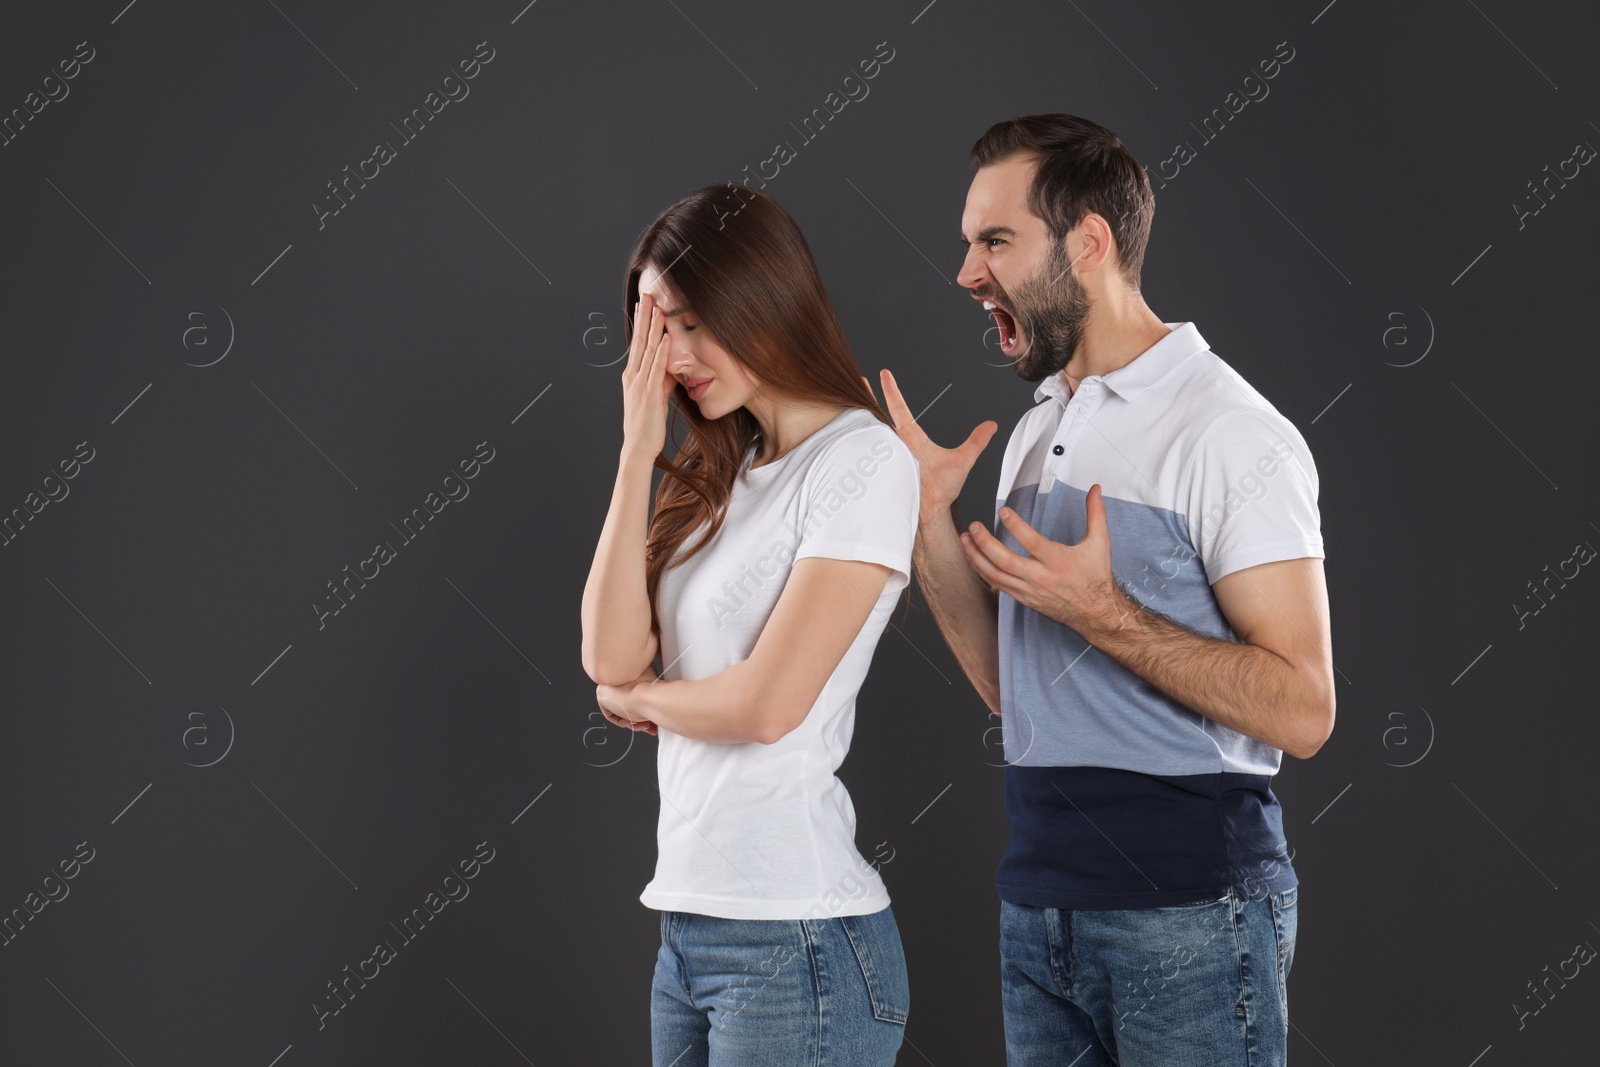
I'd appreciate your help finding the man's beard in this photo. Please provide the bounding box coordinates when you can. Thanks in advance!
[996,239,1092,383]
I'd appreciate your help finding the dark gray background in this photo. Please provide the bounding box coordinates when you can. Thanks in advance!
[2,0,1595,1063]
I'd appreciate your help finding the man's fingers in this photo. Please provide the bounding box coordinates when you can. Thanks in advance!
[997,505,1051,555]
[959,420,999,462]
[1081,482,1110,544]
[877,368,913,428]
[965,520,1029,579]
[959,531,1004,594]
[877,368,936,449]
[881,369,998,466]
[963,520,1004,561]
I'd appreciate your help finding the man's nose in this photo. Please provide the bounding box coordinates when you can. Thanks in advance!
[956,253,986,290]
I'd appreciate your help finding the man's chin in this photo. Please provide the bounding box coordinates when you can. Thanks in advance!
[1008,340,1048,383]
[1013,342,1073,384]
[1001,336,1029,374]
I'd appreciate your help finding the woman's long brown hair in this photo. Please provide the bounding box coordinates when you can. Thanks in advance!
[624,184,895,637]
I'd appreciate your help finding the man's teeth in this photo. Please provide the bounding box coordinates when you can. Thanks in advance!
[983,300,997,310]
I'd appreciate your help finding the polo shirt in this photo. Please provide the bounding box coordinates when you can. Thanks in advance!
[993,321,1324,910]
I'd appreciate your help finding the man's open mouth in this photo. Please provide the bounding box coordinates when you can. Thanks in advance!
[983,300,1021,355]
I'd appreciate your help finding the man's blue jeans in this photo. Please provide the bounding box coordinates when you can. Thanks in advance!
[650,904,909,1066]
[999,885,1298,1066]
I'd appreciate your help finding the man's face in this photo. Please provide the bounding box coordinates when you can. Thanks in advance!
[957,154,1093,383]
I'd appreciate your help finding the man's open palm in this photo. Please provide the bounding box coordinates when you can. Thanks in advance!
[874,368,999,522]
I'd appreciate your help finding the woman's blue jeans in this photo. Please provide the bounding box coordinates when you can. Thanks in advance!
[999,885,1299,1066]
[650,904,909,1066]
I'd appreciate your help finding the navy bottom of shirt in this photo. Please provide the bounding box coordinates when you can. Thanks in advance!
[997,764,1297,910]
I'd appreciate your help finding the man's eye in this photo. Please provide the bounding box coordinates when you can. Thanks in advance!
[988,238,1005,248]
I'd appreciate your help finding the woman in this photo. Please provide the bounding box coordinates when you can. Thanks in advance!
[579,184,919,1067]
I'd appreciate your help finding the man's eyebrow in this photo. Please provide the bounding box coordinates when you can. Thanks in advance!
[959,226,1017,245]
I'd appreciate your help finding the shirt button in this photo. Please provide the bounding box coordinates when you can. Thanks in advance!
[1052,444,1064,455]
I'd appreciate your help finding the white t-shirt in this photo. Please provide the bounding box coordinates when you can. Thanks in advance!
[642,406,919,920]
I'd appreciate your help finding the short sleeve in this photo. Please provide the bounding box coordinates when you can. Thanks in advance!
[1183,408,1324,585]
[790,426,920,595]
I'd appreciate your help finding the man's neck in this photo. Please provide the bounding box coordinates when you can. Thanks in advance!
[1062,298,1172,391]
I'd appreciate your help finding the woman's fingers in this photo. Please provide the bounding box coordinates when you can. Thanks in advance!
[599,700,657,733]
[617,297,673,458]
[647,308,673,389]
[637,305,667,401]
[624,293,650,380]
[626,292,668,379]
[637,304,660,377]
[639,311,674,430]
[619,711,656,734]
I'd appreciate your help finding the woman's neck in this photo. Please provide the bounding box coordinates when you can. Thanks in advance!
[748,401,851,467]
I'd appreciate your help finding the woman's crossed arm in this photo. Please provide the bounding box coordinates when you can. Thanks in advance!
[599,556,895,744]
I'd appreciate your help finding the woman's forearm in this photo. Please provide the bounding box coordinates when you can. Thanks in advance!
[581,449,660,685]
[628,662,767,744]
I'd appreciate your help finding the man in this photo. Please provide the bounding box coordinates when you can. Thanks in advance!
[877,113,1333,1065]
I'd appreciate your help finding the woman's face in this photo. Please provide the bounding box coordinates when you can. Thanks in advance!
[637,264,760,420]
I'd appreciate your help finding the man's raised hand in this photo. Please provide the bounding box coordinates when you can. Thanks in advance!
[877,368,998,524]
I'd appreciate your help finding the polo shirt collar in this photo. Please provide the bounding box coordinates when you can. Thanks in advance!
[1031,321,1208,405]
